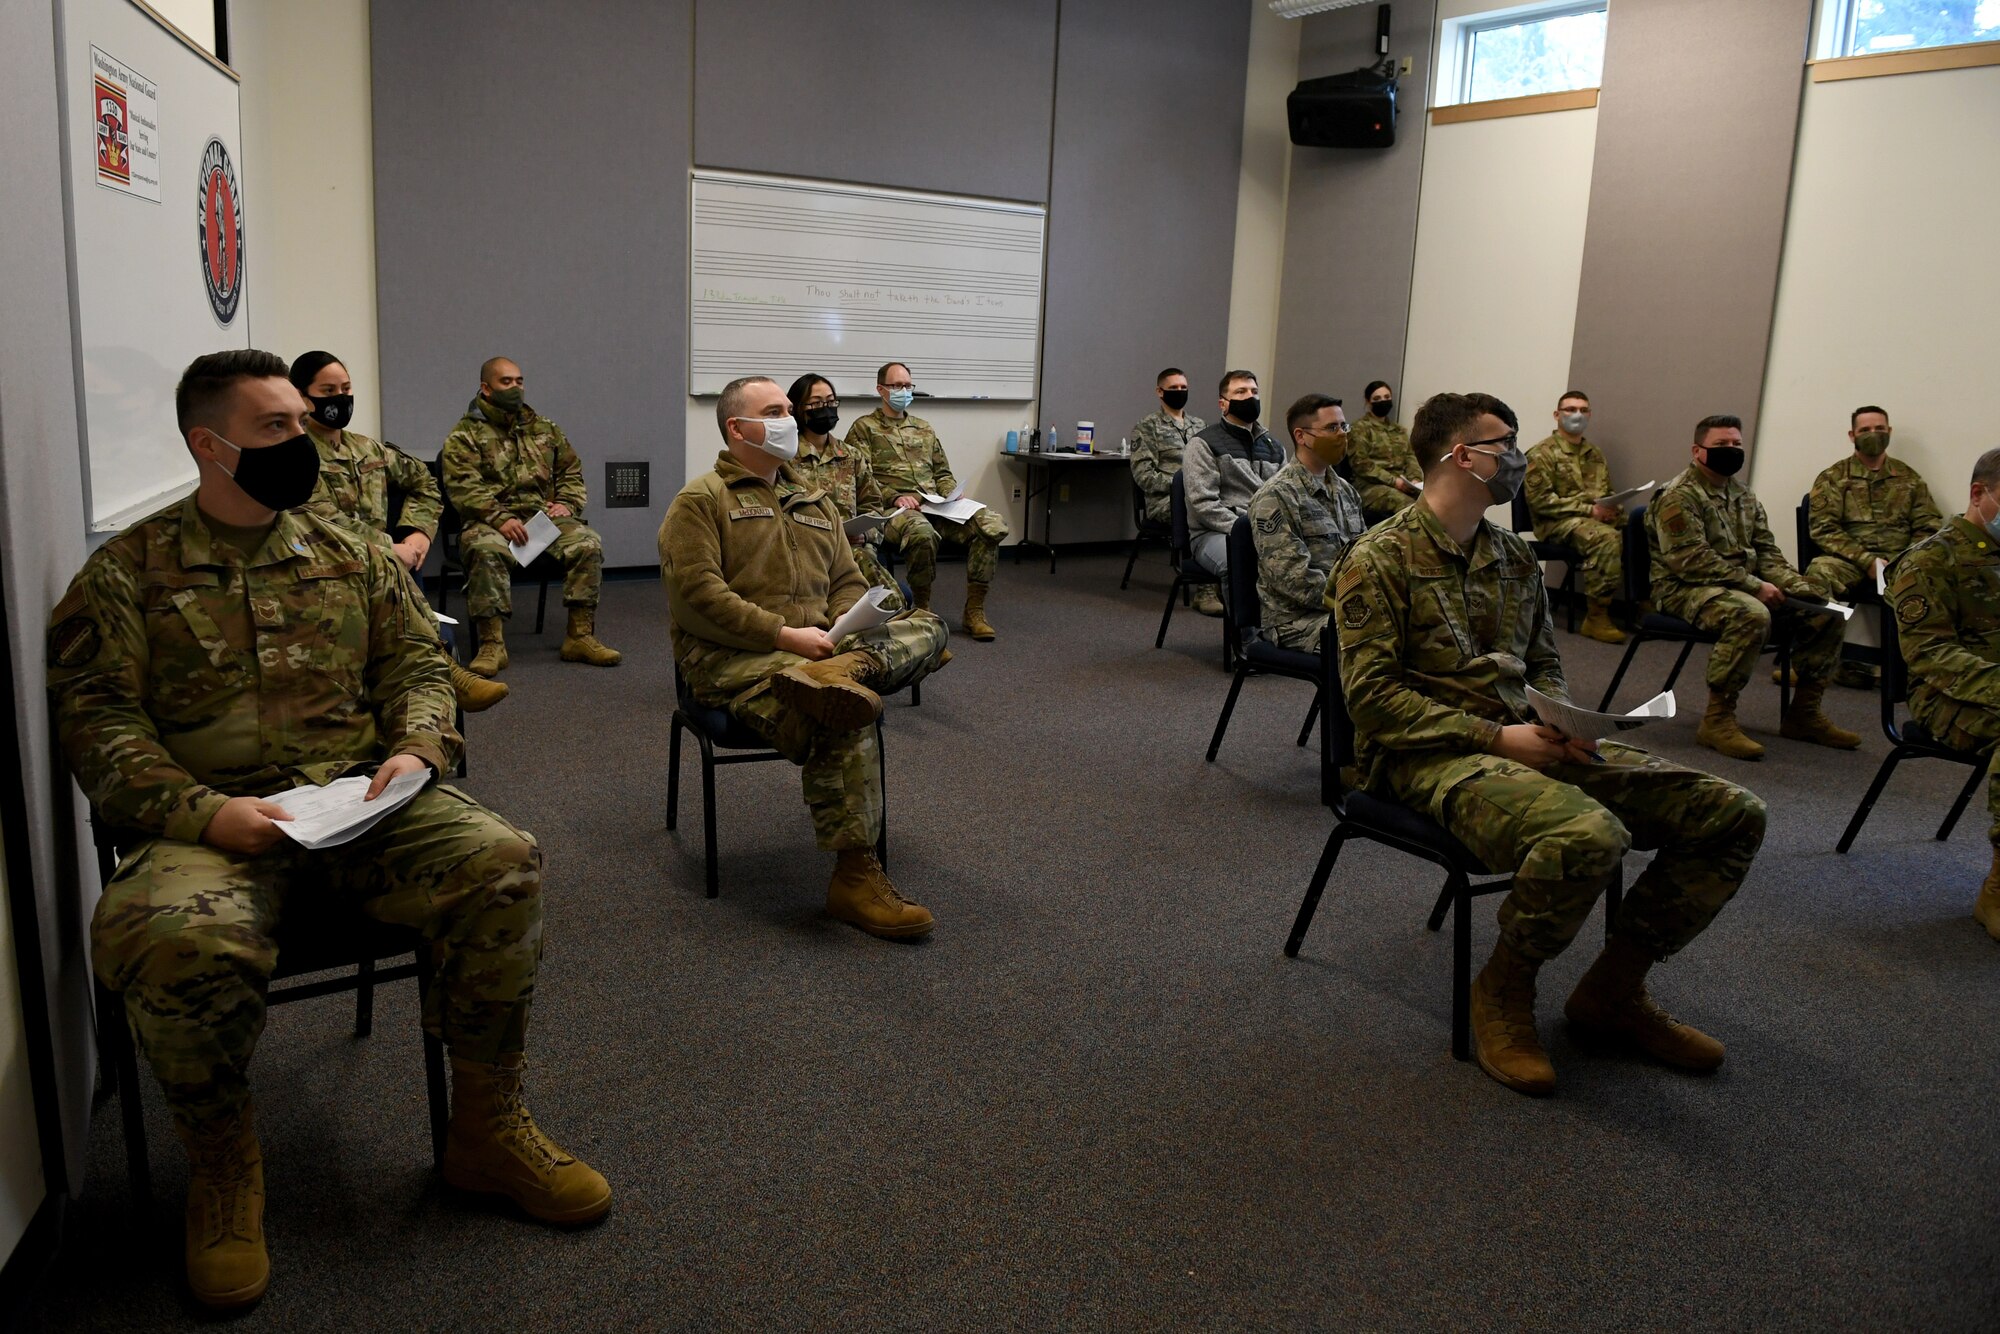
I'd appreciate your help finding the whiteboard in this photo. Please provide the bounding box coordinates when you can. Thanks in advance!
[57,0,249,530]
[690,171,1044,401]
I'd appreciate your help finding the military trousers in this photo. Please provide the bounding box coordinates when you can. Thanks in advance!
[460,515,603,619]
[91,785,543,1129]
[683,611,949,850]
[1542,516,1624,601]
[1911,698,2000,846]
[1355,481,1417,527]
[1383,743,1767,961]
[1669,589,1846,694]
[851,541,906,612]
[1804,553,1873,600]
[882,507,1010,588]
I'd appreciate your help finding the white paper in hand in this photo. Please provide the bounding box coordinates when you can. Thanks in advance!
[1527,685,1676,744]
[1594,481,1656,507]
[507,511,561,566]
[844,512,893,539]
[1875,559,1888,596]
[920,496,986,523]
[269,768,432,850]
[827,586,898,642]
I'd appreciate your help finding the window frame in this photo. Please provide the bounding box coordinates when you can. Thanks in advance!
[1815,0,2000,60]
[1435,0,1610,108]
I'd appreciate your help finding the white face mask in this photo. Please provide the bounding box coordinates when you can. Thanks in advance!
[736,414,798,461]
[1560,411,1589,435]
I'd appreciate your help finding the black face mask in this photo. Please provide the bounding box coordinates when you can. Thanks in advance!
[214,431,321,510]
[307,393,355,431]
[1161,388,1189,411]
[1370,399,1393,419]
[802,407,840,436]
[1227,395,1260,424]
[1702,445,1746,477]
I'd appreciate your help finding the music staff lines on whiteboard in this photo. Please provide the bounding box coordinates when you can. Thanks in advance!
[695,203,1041,252]
[694,251,1040,296]
[693,305,1036,337]
[694,197,1040,244]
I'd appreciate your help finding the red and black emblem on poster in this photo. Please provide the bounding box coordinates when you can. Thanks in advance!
[94,76,130,185]
[197,137,243,326]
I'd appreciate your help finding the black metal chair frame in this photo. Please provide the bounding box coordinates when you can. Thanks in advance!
[90,822,448,1202]
[1510,491,1581,634]
[1154,472,1235,667]
[1284,636,1621,1060]
[666,668,889,898]
[1205,515,1323,762]
[1796,493,1883,675]
[1121,476,1172,590]
[1835,603,1989,853]
[426,457,561,636]
[1597,501,1792,716]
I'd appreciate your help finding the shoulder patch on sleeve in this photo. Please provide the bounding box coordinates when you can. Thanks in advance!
[1334,564,1367,598]
[49,613,101,670]
[1256,513,1281,534]
[1341,592,1373,630]
[1898,594,1928,626]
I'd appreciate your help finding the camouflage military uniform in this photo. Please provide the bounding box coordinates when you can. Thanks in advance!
[46,499,540,1129]
[845,407,1009,590]
[441,397,604,619]
[1523,430,1626,601]
[305,427,441,543]
[1332,503,1766,960]
[1806,453,1943,596]
[1348,415,1421,523]
[1889,516,2000,845]
[792,432,903,611]
[1247,460,1366,650]
[1129,407,1206,526]
[1648,467,1845,692]
[659,453,949,849]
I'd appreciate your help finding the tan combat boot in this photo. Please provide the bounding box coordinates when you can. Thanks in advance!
[1578,598,1627,644]
[1565,936,1726,1071]
[1696,690,1764,760]
[1192,586,1225,618]
[826,849,934,940]
[442,1055,612,1224]
[559,606,623,666]
[1770,665,1798,686]
[1780,679,1862,749]
[963,581,997,641]
[178,1106,268,1311]
[468,617,508,678]
[912,583,933,612]
[1469,938,1556,1096]
[1974,847,2000,943]
[450,662,509,712]
[772,651,885,732]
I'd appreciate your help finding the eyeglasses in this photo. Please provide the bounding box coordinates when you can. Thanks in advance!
[803,397,838,410]
[1463,431,1519,452]
[879,383,915,392]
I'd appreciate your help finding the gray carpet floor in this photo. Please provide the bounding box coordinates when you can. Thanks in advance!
[23,551,2000,1331]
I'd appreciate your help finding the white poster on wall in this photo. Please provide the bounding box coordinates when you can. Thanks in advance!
[89,44,161,202]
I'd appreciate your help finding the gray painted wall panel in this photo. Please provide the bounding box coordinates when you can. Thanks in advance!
[692,0,1058,204]
[1038,0,1250,542]
[371,0,693,568]
[1272,1,1435,414]
[1567,0,1812,486]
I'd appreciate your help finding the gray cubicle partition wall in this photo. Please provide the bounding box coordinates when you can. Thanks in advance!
[1567,0,1813,487]
[1272,0,1437,418]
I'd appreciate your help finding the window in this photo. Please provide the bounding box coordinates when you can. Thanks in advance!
[1437,2,1608,107]
[1821,0,1999,57]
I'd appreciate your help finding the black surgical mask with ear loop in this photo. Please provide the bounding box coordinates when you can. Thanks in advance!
[802,407,840,436]
[1161,388,1189,411]
[1370,399,1393,419]
[308,393,355,431]
[1228,395,1260,423]
[212,430,321,510]
[1702,445,1746,477]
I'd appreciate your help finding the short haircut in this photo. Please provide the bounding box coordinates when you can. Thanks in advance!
[1365,380,1392,400]
[786,372,834,410]
[1693,413,1742,444]
[479,356,515,384]
[1218,369,1258,396]
[1285,393,1342,438]
[1156,366,1185,386]
[1851,404,1888,428]
[175,348,290,435]
[1972,447,2000,490]
[1410,391,1517,473]
[288,349,342,392]
[716,376,777,438]
[876,361,910,384]
[1557,389,1589,408]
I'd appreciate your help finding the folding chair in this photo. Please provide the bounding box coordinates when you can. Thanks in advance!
[666,666,888,898]
[1154,472,1234,667]
[427,457,562,634]
[90,821,448,1203]
[1511,490,1581,634]
[1597,503,1792,716]
[1121,476,1172,590]
[1835,605,1990,852]
[1284,637,1621,1060]
[1205,516,1322,762]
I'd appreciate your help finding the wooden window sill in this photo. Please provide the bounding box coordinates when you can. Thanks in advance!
[1810,41,2000,82]
[1429,88,1598,124]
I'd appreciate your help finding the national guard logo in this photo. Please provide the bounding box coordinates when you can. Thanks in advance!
[197,137,244,326]
[94,77,130,185]
[1898,595,1927,626]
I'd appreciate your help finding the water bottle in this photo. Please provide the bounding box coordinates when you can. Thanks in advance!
[1028,421,1042,454]
[1046,424,1058,453]
[1005,429,1018,455]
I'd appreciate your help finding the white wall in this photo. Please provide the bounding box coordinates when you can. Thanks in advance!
[0,834,45,1269]
[1754,64,1999,560]
[1225,1,1300,386]
[1401,106,1599,454]
[230,0,382,438]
